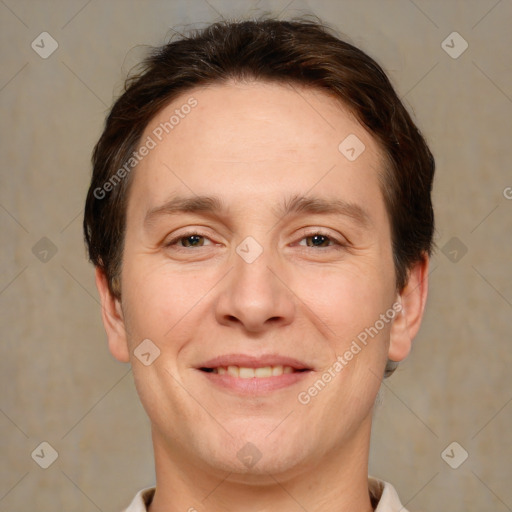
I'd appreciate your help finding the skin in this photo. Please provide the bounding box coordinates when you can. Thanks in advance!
[96,80,429,512]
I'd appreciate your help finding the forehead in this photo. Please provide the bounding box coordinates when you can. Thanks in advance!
[128,80,386,221]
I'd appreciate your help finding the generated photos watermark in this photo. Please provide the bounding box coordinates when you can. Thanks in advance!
[93,96,198,200]
[297,300,403,405]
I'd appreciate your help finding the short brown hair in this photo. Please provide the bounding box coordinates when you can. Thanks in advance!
[84,17,435,314]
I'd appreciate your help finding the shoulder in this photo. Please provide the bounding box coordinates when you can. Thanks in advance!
[369,477,410,512]
[121,487,155,512]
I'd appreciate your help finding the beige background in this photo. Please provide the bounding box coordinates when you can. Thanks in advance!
[1,0,511,510]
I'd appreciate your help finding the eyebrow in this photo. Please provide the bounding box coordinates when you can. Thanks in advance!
[144,193,371,229]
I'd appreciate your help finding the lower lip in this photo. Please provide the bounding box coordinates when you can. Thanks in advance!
[198,369,312,394]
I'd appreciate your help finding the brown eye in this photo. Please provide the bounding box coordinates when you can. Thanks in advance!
[165,232,214,249]
[180,235,205,247]
[297,231,341,249]
[305,234,332,247]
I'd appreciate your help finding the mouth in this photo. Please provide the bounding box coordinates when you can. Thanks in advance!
[196,354,312,395]
[200,365,309,378]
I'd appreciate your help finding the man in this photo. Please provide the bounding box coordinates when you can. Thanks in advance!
[84,17,434,512]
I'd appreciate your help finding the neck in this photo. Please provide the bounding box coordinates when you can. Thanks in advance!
[148,419,374,512]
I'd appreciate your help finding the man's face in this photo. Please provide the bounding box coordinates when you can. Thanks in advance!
[112,81,404,477]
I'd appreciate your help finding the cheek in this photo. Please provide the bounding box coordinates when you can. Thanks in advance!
[120,255,217,344]
[292,261,395,344]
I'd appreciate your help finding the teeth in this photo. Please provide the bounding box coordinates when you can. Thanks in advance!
[227,366,239,377]
[272,365,284,376]
[255,366,272,378]
[210,365,297,378]
[239,367,255,378]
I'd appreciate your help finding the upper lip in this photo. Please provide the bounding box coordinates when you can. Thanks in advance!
[198,354,312,370]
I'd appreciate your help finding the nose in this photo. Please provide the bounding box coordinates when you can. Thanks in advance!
[214,247,296,334]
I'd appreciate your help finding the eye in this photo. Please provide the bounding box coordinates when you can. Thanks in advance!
[297,230,345,249]
[165,232,214,248]
[164,230,346,251]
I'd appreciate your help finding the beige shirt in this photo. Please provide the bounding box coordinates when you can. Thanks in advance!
[122,477,409,511]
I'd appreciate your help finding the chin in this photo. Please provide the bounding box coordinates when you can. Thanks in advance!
[207,449,313,483]
[195,421,317,480]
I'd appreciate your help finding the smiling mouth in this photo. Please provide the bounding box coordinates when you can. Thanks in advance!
[200,365,309,378]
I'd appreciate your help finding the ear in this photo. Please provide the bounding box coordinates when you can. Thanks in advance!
[95,267,130,363]
[388,255,429,362]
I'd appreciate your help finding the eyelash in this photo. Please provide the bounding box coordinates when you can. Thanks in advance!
[164,230,347,251]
